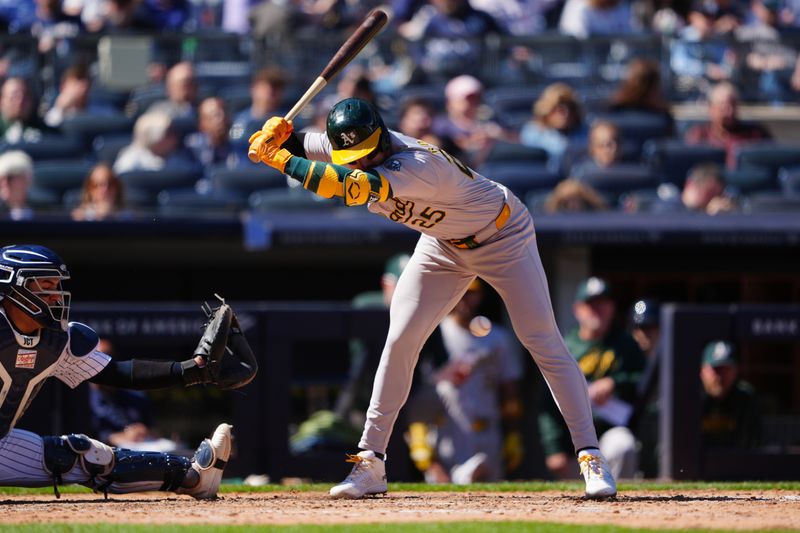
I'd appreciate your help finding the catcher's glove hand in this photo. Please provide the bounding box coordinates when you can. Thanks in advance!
[182,295,258,390]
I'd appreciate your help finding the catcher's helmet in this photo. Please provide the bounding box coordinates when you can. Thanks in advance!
[0,244,71,330]
[326,98,390,165]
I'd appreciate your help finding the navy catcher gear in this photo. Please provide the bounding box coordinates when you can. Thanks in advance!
[0,244,71,330]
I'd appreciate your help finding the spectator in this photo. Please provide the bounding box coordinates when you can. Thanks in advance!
[700,340,762,449]
[570,120,624,177]
[397,96,461,158]
[684,82,772,168]
[29,0,81,54]
[113,112,200,174]
[642,162,738,214]
[559,0,639,38]
[405,279,524,484]
[71,163,130,221]
[147,61,198,121]
[670,1,737,95]
[0,149,34,221]
[520,83,588,172]
[409,0,506,81]
[44,64,116,128]
[607,58,675,134]
[230,66,291,143]
[735,0,799,103]
[89,339,185,452]
[320,66,381,114]
[0,76,53,144]
[469,0,559,34]
[185,97,241,169]
[538,276,645,480]
[544,178,609,213]
[432,75,517,168]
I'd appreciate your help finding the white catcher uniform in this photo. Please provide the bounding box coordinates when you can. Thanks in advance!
[300,131,600,457]
[434,317,521,481]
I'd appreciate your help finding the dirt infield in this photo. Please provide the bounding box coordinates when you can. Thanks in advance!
[1,490,799,530]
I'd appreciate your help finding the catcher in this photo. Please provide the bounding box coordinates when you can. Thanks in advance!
[0,244,257,499]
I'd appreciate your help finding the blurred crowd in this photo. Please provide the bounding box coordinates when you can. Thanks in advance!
[2,0,800,220]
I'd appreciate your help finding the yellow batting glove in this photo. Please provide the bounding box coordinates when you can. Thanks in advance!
[503,431,524,473]
[248,131,293,172]
[262,116,293,145]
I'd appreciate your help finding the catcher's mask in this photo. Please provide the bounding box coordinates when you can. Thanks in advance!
[0,244,71,331]
[326,98,390,165]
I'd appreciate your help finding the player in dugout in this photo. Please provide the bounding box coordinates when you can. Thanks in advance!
[248,97,618,499]
[0,244,256,498]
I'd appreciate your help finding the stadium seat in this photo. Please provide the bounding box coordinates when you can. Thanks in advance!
[210,164,288,195]
[778,166,800,195]
[525,190,552,215]
[642,140,727,187]
[60,112,135,148]
[744,192,800,213]
[93,133,133,163]
[588,111,674,154]
[574,164,658,196]
[157,188,247,216]
[484,86,540,128]
[1,136,85,161]
[735,143,800,180]
[26,186,62,209]
[478,162,561,198]
[249,188,338,212]
[32,160,95,198]
[485,142,548,165]
[118,168,203,197]
[723,168,778,194]
[221,83,253,114]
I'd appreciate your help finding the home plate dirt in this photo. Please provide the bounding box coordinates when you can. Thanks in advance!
[1,490,798,530]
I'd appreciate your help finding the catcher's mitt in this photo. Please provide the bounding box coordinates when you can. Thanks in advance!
[183,295,258,390]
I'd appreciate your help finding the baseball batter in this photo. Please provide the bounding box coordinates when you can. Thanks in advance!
[248,98,617,499]
[0,244,248,498]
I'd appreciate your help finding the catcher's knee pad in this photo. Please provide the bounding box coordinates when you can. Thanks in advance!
[43,434,115,490]
[101,449,193,492]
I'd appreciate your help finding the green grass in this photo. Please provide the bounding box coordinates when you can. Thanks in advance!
[0,524,796,533]
[1,480,799,496]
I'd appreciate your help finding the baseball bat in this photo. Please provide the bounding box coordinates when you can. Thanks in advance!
[247,8,389,163]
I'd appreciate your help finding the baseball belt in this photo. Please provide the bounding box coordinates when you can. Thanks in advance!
[449,202,511,250]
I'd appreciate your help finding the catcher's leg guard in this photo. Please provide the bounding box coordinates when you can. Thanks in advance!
[92,449,193,496]
[42,434,115,498]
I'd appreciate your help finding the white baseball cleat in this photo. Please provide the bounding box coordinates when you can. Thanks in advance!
[451,452,490,485]
[578,448,617,499]
[181,423,233,500]
[329,450,388,499]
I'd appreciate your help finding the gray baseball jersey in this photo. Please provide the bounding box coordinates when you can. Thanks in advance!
[303,130,599,457]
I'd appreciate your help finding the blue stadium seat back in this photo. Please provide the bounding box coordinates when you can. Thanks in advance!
[32,160,95,194]
[157,187,247,216]
[88,86,131,111]
[118,168,202,194]
[62,188,83,209]
[1,136,85,161]
[525,189,552,215]
[170,115,199,138]
[211,164,288,194]
[478,162,561,198]
[93,133,133,163]
[735,143,800,179]
[588,111,673,151]
[485,142,549,165]
[221,83,252,114]
[60,112,135,147]
[126,86,167,118]
[778,166,800,195]
[575,164,658,196]
[395,85,446,111]
[723,167,778,194]
[26,185,62,209]
[744,192,800,213]
[249,188,338,212]
[642,140,727,186]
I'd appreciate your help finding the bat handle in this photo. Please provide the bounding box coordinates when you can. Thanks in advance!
[247,77,329,163]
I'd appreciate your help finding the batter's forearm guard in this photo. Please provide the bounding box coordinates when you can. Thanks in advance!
[283,157,391,205]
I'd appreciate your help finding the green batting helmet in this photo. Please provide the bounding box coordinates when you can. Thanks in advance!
[326,98,390,165]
